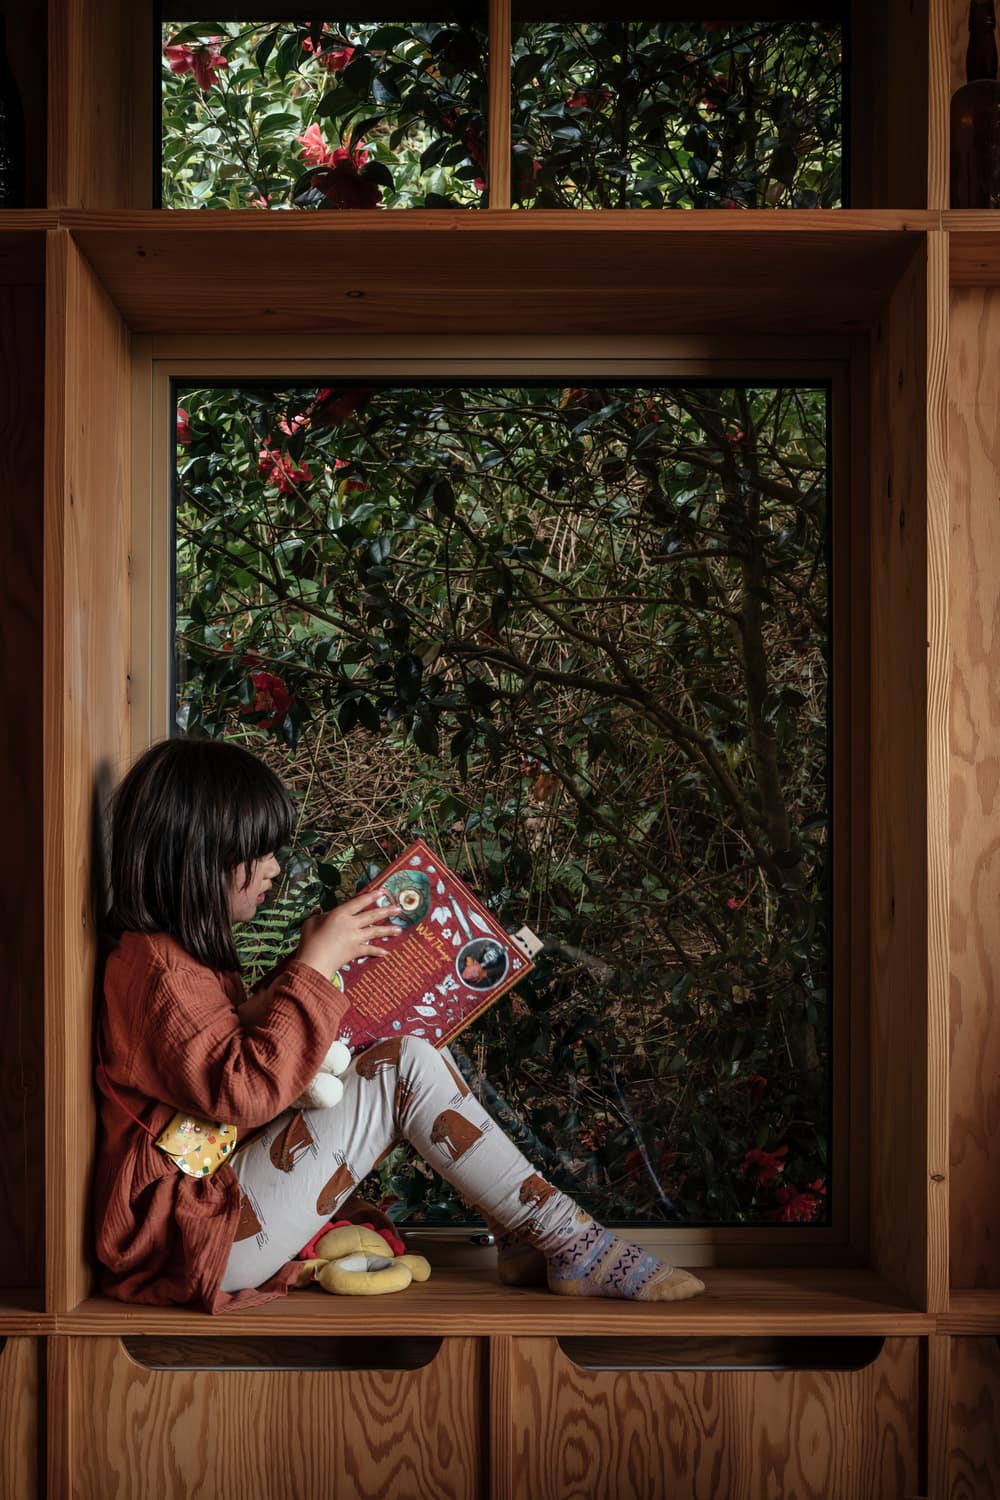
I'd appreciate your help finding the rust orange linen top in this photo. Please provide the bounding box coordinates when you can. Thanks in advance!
[93,929,348,1315]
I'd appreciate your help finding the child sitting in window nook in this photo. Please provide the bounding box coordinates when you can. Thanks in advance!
[93,735,705,1315]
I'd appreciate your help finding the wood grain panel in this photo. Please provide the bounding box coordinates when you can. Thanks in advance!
[946,1336,1000,1498]
[0,260,46,1294]
[48,0,154,208]
[56,1266,935,1337]
[505,1335,920,1500]
[869,233,951,1311]
[948,286,1000,1291]
[929,0,953,209]
[64,1335,483,1500]
[0,1337,39,1499]
[64,212,925,336]
[487,0,510,209]
[44,229,131,1313]
[866,0,930,209]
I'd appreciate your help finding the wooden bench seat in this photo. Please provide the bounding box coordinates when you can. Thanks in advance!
[48,1266,934,1337]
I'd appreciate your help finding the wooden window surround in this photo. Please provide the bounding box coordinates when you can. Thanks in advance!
[132,334,856,1269]
[12,3,1000,1498]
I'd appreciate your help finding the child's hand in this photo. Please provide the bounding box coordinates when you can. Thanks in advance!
[295,891,403,981]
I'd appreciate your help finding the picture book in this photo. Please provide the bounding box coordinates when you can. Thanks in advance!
[330,838,539,1054]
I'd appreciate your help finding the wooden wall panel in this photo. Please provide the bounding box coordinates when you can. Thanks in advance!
[502,1336,920,1500]
[44,229,131,1314]
[853,0,930,208]
[869,233,950,1311]
[62,1335,484,1499]
[948,286,1000,1292]
[0,258,46,1294]
[0,1337,40,1499]
[945,1336,1000,1498]
[48,0,154,209]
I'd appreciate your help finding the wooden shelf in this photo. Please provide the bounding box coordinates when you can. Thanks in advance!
[940,1291,1000,1335]
[58,209,935,335]
[0,1289,49,1334]
[58,1267,934,1338]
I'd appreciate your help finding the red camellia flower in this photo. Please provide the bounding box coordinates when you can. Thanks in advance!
[567,86,612,110]
[313,151,382,210]
[739,1144,788,1185]
[164,36,229,91]
[295,126,381,208]
[241,669,293,730]
[257,439,313,493]
[767,1179,827,1223]
[333,457,367,493]
[312,386,374,424]
[302,35,355,73]
[176,407,191,446]
[727,894,748,910]
[748,1073,768,1103]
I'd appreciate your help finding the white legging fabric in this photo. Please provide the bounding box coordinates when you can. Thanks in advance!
[220,1034,586,1292]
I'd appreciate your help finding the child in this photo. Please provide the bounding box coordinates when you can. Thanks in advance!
[93,736,704,1314]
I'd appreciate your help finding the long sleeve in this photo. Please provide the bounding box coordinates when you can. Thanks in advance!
[127,957,348,1129]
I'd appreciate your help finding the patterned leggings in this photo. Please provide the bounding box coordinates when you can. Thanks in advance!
[220,1033,587,1292]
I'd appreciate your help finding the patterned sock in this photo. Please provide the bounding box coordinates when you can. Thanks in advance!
[491,1224,548,1284]
[544,1215,705,1303]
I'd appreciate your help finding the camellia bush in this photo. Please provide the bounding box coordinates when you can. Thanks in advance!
[161,16,842,209]
[175,381,832,1229]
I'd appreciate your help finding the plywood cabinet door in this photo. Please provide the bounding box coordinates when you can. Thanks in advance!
[499,1337,920,1500]
[60,1335,483,1500]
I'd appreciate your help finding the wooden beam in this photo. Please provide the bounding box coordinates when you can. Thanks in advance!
[43,230,131,1313]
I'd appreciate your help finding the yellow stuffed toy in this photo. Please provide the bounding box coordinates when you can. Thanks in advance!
[294,1222,432,1295]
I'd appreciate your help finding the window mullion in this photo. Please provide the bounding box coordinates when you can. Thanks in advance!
[488,0,512,209]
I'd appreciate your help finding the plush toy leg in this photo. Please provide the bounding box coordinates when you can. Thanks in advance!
[317,1257,413,1295]
[396,1253,431,1283]
[292,1258,328,1287]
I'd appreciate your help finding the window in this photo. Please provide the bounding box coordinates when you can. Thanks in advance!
[157,8,845,209]
[159,357,838,1237]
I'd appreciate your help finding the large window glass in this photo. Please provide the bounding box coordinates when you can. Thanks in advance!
[174,379,832,1230]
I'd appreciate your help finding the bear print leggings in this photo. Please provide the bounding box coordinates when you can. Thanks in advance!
[220,1033,587,1292]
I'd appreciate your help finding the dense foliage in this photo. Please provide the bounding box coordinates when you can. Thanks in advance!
[161,17,842,209]
[175,381,832,1228]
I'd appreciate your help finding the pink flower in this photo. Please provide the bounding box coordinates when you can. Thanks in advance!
[739,1145,788,1185]
[278,414,309,437]
[727,894,748,910]
[296,122,341,167]
[176,407,191,446]
[767,1180,826,1223]
[164,37,229,91]
[250,193,272,209]
[257,439,313,493]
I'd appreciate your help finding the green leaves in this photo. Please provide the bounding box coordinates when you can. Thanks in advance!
[177,376,832,1231]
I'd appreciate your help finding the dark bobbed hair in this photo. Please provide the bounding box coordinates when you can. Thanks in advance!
[105,736,296,972]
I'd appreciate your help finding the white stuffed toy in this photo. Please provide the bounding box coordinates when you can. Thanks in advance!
[293,1037,352,1110]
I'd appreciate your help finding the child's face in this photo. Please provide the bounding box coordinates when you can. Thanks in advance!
[228,851,281,924]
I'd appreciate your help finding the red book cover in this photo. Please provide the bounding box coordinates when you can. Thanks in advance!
[330,839,536,1053]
